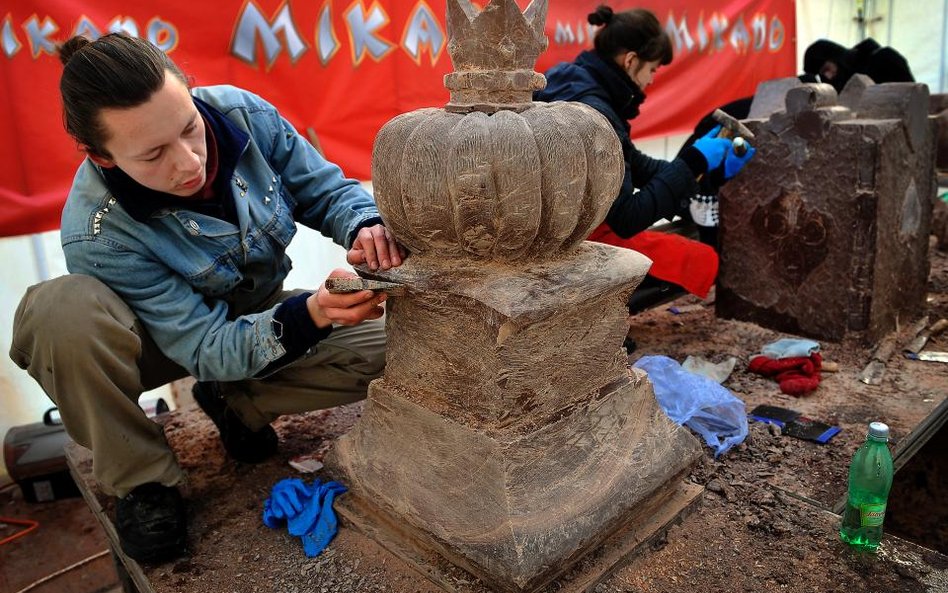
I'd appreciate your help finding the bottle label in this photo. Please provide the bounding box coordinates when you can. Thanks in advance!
[860,503,886,527]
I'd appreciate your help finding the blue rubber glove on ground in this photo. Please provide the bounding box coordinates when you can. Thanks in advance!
[692,125,732,172]
[262,477,348,557]
[723,141,757,179]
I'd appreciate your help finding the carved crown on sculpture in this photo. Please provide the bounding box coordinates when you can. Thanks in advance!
[372,0,624,262]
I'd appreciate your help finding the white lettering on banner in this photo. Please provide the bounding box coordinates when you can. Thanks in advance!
[24,15,58,58]
[768,16,786,51]
[108,17,139,38]
[751,14,767,51]
[401,0,444,65]
[708,14,728,51]
[665,14,694,52]
[1,4,788,64]
[2,16,22,57]
[553,21,596,45]
[557,12,787,55]
[74,16,101,42]
[344,1,394,65]
[232,2,308,68]
[697,15,710,51]
[4,14,180,59]
[316,1,340,65]
[147,19,178,52]
[729,17,750,52]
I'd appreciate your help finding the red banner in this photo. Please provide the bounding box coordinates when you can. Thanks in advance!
[0,0,794,237]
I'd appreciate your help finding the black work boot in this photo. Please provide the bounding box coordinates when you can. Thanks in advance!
[192,381,278,463]
[116,483,187,563]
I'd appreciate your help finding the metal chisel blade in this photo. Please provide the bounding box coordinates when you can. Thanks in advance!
[325,277,407,296]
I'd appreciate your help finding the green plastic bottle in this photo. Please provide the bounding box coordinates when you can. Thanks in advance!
[839,422,893,551]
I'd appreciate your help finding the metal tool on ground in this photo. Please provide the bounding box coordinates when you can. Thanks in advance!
[711,108,755,156]
[325,277,407,296]
[903,317,948,355]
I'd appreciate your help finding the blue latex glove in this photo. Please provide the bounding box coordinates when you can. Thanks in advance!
[301,482,347,557]
[692,125,732,172]
[262,478,348,557]
[262,479,309,527]
[723,141,757,179]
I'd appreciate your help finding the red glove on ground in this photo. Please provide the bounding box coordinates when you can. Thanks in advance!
[748,353,822,396]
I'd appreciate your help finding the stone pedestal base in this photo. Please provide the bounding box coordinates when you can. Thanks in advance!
[330,374,701,592]
[327,243,702,591]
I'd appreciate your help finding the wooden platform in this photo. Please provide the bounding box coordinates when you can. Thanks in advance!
[65,443,154,593]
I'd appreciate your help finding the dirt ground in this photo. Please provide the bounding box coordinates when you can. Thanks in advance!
[70,237,948,593]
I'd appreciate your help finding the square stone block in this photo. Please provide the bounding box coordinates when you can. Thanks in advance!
[328,369,702,592]
[370,242,650,431]
[718,81,935,341]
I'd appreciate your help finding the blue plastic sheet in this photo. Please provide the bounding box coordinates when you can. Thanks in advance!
[633,355,748,457]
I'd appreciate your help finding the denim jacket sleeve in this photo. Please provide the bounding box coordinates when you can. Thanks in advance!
[242,94,379,248]
[63,228,285,382]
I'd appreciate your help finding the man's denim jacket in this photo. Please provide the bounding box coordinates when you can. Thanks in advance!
[60,85,380,381]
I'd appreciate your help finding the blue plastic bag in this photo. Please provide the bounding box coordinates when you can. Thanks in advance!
[633,355,748,457]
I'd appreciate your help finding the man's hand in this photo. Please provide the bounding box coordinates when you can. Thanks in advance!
[347,224,405,271]
[307,269,387,328]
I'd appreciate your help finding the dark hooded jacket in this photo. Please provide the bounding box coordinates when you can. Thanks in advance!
[804,38,914,93]
[534,50,706,238]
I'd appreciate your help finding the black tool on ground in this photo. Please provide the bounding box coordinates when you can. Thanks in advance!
[748,404,841,444]
[4,400,172,503]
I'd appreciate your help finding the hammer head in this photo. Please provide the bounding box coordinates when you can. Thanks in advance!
[711,109,755,140]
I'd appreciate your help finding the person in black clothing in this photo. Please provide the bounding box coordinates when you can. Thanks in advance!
[803,37,914,93]
[535,5,755,244]
[534,5,756,313]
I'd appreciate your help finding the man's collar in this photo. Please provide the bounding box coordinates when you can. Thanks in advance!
[101,94,250,222]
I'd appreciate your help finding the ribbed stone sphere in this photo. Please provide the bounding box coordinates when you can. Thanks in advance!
[372,101,623,261]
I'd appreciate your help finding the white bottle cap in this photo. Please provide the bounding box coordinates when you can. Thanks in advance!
[868,422,889,439]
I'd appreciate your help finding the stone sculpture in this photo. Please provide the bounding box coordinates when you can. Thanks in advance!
[326,2,703,591]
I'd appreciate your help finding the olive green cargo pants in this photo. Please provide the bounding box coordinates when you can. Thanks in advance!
[9,274,385,497]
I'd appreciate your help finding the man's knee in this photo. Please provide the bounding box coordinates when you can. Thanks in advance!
[11,274,135,368]
[350,318,387,380]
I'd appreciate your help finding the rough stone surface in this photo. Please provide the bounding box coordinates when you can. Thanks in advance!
[360,244,647,431]
[330,1,704,590]
[330,372,700,592]
[718,79,935,342]
[372,102,622,261]
[328,244,703,591]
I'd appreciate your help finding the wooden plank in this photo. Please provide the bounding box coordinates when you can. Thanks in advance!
[64,442,156,593]
[892,397,948,472]
[831,397,948,514]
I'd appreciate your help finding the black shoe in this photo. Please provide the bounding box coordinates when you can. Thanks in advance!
[116,483,187,563]
[192,381,278,463]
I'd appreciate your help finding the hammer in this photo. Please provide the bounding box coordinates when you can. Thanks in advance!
[711,109,755,156]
